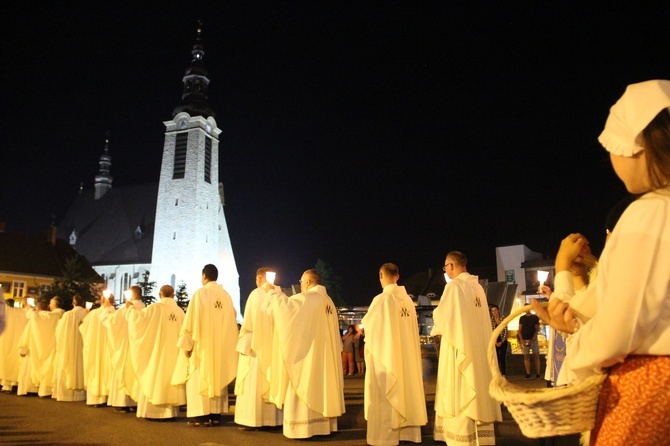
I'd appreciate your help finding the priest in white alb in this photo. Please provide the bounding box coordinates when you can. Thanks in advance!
[172,264,238,427]
[268,269,345,439]
[16,302,40,395]
[28,297,66,397]
[431,251,502,445]
[102,287,143,412]
[362,263,427,445]
[127,284,185,419]
[80,295,113,406]
[234,267,282,429]
[0,299,28,392]
[53,295,87,402]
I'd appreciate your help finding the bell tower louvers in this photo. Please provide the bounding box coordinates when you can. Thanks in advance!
[150,24,241,319]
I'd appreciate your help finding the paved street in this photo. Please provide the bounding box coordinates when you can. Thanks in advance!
[0,354,546,445]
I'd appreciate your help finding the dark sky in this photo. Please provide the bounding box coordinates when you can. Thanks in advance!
[2,3,669,304]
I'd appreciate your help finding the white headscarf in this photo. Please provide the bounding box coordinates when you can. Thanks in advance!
[598,79,670,156]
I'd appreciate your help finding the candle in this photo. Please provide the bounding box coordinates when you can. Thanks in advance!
[85,301,93,310]
[27,297,35,307]
[266,271,276,285]
[537,270,549,289]
[103,289,112,299]
[123,290,133,302]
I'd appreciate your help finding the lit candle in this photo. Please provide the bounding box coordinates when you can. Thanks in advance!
[85,301,93,310]
[123,290,133,302]
[266,271,276,285]
[103,289,112,299]
[27,297,35,307]
[537,270,549,289]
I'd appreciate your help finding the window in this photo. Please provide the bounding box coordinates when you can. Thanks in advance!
[173,133,188,179]
[12,281,25,299]
[122,273,131,292]
[204,136,212,183]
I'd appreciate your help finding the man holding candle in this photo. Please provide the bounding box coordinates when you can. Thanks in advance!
[53,295,87,402]
[234,267,283,429]
[102,287,143,412]
[80,291,114,407]
[431,251,502,445]
[126,284,185,419]
[267,269,345,439]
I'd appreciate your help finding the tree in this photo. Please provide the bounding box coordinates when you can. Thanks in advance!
[315,258,347,307]
[137,270,157,306]
[40,256,103,311]
[175,281,189,309]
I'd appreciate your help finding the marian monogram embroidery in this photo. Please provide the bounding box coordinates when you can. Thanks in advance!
[474,296,482,307]
[400,306,410,317]
[168,312,177,322]
[214,299,222,309]
[325,305,333,315]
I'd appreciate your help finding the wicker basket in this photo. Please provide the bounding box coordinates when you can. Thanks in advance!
[488,303,607,438]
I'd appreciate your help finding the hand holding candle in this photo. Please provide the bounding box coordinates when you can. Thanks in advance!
[537,270,549,292]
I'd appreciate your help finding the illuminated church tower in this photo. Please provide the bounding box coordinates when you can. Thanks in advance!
[150,24,240,318]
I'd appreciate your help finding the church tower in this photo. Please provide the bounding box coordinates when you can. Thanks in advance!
[149,23,240,318]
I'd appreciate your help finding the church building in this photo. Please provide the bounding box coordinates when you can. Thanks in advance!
[57,26,240,317]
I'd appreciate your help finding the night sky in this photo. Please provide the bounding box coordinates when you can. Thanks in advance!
[2,3,669,305]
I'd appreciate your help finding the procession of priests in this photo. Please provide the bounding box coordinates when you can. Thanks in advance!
[0,257,504,445]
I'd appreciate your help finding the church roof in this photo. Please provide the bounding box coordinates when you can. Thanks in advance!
[0,230,101,282]
[57,183,158,265]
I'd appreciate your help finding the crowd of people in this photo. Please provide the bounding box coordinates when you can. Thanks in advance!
[0,259,502,445]
[3,79,670,445]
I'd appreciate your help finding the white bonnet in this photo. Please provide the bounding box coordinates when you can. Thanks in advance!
[598,79,670,156]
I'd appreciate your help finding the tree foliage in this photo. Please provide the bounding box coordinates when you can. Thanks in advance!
[315,258,347,307]
[175,281,189,309]
[40,256,102,311]
[137,270,157,306]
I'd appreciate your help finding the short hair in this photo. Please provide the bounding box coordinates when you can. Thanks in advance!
[256,267,272,277]
[36,301,49,311]
[447,251,467,267]
[6,299,15,307]
[130,285,142,299]
[642,108,670,190]
[203,264,219,281]
[380,263,399,277]
[72,294,84,307]
[51,296,62,308]
[304,269,321,285]
[160,285,174,298]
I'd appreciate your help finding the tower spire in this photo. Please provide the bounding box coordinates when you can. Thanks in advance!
[94,132,113,200]
[172,20,214,119]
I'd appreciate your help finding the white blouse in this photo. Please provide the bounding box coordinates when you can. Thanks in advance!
[563,190,670,382]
